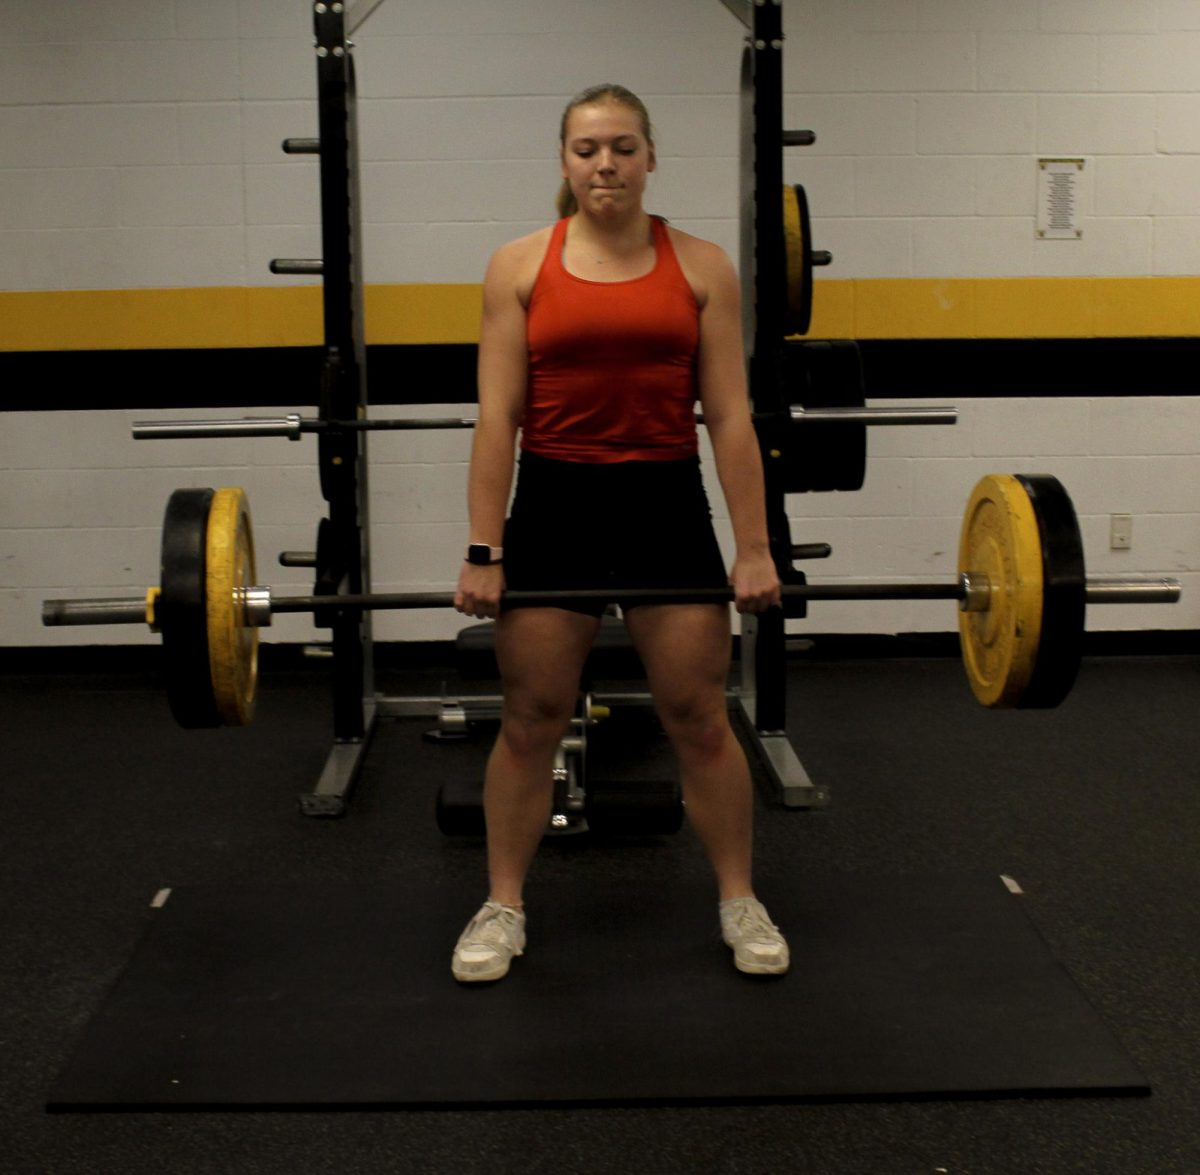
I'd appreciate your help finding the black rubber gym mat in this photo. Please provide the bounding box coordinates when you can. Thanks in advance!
[47,874,1148,1110]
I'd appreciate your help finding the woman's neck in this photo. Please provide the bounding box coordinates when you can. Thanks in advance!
[568,210,653,259]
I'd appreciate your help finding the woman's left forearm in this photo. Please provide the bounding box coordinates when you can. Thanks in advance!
[708,414,772,559]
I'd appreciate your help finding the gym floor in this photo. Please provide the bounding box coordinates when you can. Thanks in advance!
[2,642,1198,1175]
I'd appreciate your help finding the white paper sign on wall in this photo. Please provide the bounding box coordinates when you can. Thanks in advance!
[1036,158,1084,240]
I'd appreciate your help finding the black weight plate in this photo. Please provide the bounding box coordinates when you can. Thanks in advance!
[585,779,684,837]
[783,340,867,492]
[1014,475,1086,708]
[159,488,220,729]
[313,516,339,629]
[435,777,486,836]
[782,566,809,620]
[314,515,338,588]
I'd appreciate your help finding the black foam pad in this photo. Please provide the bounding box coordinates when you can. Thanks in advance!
[48,874,1147,1110]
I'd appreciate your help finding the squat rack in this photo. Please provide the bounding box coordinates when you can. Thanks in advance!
[727,0,828,807]
[136,0,944,814]
[267,0,384,813]
[289,0,833,814]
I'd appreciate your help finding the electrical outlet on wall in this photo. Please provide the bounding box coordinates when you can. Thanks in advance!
[1109,514,1133,550]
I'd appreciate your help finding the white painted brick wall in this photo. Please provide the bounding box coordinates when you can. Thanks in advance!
[176,0,239,41]
[178,104,245,165]
[1038,95,1158,154]
[917,95,1038,156]
[1159,95,1200,152]
[1101,34,1200,91]
[1153,219,1200,274]
[1,1,1197,647]
[4,1,1197,288]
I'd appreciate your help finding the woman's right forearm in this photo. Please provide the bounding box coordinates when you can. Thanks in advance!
[467,416,520,545]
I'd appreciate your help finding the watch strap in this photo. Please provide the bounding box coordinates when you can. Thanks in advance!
[466,543,504,566]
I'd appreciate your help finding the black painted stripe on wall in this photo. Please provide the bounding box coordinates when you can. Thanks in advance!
[2,338,1198,413]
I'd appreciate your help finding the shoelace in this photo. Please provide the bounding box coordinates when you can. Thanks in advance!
[727,902,779,940]
[466,905,521,949]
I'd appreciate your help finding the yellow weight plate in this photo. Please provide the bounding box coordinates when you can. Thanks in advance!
[781,183,816,336]
[145,587,161,631]
[205,487,258,726]
[781,184,808,335]
[957,474,1044,708]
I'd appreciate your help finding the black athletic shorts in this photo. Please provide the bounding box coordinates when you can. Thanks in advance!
[502,452,729,617]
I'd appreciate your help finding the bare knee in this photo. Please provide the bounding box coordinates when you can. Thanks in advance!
[499,694,575,761]
[657,694,731,762]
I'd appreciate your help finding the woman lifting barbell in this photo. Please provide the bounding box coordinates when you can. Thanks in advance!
[451,83,789,983]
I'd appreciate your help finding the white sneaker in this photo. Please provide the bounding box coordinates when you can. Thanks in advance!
[720,896,790,975]
[452,900,526,983]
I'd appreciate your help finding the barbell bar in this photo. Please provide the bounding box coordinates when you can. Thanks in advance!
[41,578,1180,630]
[38,578,1179,628]
[269,578,1182,612]
[130,405,958,442]
[41,476,1181,727]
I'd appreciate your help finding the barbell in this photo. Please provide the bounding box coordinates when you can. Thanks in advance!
[129,403,957,441]
[42,476,1180,729]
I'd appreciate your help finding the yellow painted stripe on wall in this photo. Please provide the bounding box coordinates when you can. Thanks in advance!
[0,287,322,351]
[809,277,1200,340]
[364,284,483,344]
[0,284,482,352]
[1,278,1197,351]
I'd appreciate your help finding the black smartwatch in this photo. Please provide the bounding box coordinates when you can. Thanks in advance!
[465,543,504,566]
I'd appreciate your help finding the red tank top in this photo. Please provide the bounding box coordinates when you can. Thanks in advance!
[522,216,700,463]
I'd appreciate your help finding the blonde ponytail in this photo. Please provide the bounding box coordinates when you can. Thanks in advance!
[556,178,578,219]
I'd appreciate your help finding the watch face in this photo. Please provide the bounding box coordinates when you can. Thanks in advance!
[468,544,490,565]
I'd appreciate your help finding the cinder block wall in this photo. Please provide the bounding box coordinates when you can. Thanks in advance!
[2,0,1197,646]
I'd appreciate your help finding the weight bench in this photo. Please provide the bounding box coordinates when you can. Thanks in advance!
[432,615,684,838]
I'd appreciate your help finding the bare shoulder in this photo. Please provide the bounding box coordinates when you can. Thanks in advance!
[485,225,555,306]
[665,224,731,271]
[664,224,738,307]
